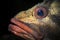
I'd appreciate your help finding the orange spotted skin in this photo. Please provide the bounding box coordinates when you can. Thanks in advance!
[9,0,60,40]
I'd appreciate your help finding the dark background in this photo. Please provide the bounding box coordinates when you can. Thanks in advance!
[0,0,43,40]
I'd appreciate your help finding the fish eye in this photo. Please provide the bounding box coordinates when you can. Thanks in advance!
[34,6,48,19]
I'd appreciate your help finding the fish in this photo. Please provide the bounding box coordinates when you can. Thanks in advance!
[8,0,60,40]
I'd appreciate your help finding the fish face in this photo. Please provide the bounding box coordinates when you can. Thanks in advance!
[8,0,60,40]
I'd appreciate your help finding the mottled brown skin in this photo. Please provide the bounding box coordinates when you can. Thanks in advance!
[9,0,60,40]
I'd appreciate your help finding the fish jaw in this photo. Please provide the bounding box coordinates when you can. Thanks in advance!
[8,18,44,40]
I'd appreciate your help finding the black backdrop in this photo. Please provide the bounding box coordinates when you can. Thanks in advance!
[0,0,43,40]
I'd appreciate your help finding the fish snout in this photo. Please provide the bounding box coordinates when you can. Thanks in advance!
[8,18,44,40]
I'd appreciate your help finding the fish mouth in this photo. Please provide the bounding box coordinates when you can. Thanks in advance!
[8,18,43,40]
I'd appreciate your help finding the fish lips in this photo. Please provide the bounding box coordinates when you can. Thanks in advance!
[8,18,43,40]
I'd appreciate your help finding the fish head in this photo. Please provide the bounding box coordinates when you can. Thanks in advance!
[9,0,60,40]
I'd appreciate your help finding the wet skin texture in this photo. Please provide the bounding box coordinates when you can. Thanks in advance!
[9,0,60,40]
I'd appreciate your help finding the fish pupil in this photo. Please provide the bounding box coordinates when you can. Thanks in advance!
[37,10,44,16]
